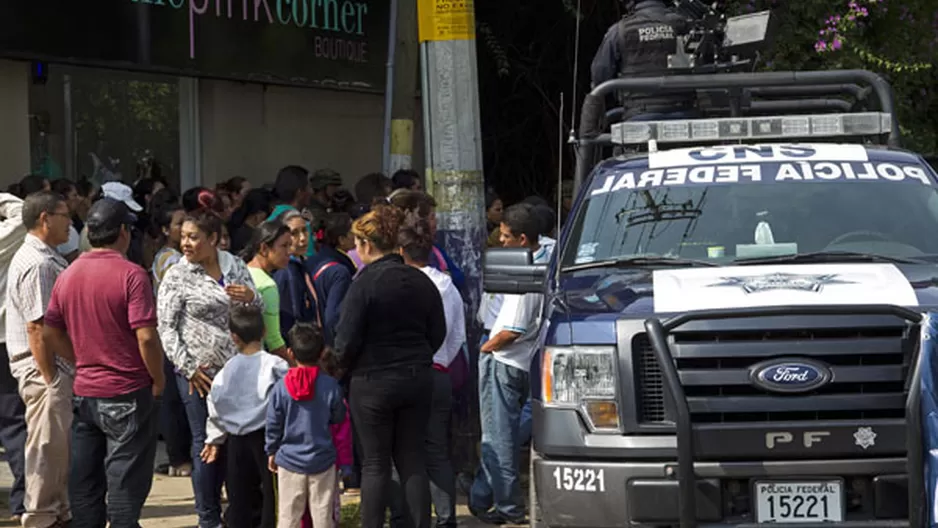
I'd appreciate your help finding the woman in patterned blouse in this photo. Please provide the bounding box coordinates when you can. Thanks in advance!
[157,191,262,528]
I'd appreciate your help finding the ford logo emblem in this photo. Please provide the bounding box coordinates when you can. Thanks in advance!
[750,359,832,394]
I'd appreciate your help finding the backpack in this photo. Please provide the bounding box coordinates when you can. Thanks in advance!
[282,260,317,327]
[431,246,448,273]
[305,261,339,328]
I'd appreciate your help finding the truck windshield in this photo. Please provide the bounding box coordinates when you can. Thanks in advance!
[561,158,938,268]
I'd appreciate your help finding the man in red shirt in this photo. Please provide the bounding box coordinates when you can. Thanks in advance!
[42,198,165,528]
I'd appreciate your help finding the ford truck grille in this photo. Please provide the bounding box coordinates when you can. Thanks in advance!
[633,326,911,424]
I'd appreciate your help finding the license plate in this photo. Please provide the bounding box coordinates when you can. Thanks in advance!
[754,480,843,523]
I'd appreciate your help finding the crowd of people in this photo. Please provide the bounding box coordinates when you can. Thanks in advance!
[0,164,572,528]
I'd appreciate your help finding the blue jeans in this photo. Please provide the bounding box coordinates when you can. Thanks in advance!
[0,344,26,517]
[159,358,190,467]
[519,398,532,447]
[176,373,225,528]
[69,386,159,528]
[469,354,528,521]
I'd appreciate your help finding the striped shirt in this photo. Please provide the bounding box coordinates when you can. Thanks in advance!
[5,233,73,377]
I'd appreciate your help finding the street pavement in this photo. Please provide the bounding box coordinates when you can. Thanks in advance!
[0,443,523,527]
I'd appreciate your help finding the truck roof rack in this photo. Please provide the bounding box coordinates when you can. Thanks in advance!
[573,70,900,194]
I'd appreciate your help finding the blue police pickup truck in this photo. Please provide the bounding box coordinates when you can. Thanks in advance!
[483,70,933,527]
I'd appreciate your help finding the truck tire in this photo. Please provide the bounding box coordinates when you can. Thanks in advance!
[529,446,548,527]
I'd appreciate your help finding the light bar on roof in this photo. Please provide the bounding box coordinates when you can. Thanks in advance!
[610,112,892,145]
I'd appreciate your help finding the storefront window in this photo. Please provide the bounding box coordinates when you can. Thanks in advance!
[28,66,181,190]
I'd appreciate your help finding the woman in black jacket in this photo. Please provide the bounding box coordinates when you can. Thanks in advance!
[334,204,446,528]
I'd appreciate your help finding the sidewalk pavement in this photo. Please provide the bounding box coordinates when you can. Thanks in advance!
[0,444,523,527]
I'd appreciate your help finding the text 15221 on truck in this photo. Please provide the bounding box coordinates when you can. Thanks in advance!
[484,68,937,527]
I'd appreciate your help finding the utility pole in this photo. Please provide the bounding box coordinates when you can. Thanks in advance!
[418,0,485,472]
[388,0,419,174]
[418,0,485,317]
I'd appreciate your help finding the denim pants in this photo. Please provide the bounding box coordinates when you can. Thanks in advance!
[470,353,529,521]
[69,386,159,528]
[158,358,190,467]
[0,392,26,517]
[388,369,458,528]
[176,373,225,528]
[519,398,533,447]
[0,344,26,517]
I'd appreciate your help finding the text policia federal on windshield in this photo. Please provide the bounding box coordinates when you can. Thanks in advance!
[590,144,934,196]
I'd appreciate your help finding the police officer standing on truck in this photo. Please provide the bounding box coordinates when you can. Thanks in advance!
[590,0,697,121]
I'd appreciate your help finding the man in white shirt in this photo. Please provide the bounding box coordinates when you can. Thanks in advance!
[390,222,467,527]
[0,193,27,522]
[469,203,548,525]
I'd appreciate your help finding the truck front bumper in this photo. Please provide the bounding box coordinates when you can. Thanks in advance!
[533,454,911,527]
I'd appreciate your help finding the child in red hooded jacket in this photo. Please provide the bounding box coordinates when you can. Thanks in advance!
[266,323,346,527]
[299,347,353,528]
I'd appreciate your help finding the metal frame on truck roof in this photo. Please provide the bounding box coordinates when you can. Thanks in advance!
[573,69,902,195]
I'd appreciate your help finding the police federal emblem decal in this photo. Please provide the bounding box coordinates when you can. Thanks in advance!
[853,427,877,450]
[708,273,855,294]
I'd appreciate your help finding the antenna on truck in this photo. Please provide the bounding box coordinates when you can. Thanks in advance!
[555,92,564,291]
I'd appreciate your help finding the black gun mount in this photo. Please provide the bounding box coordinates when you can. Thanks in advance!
[668,0,776,73]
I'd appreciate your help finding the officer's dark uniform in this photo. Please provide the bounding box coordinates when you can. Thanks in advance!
[591,0,696,119]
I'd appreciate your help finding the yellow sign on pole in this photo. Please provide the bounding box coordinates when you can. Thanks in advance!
[418,0,477,42]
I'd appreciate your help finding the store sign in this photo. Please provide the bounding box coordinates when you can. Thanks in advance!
[0,0,389,90]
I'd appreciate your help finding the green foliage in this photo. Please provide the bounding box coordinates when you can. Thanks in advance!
[70,72,180,182]
[476,0,938,198]
[726,0,938,154]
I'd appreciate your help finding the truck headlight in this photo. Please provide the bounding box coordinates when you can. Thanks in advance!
[542,346,620,431]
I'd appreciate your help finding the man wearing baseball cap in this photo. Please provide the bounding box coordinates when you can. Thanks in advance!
[44,198,164,527]
[78,182,144,263]
[308,169,342,229]
[100,182,143,212]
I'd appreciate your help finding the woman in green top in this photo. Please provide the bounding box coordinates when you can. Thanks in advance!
[240,221,293,360]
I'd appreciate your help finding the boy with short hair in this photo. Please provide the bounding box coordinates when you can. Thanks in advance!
[201,304,289,528]
[267,323,347,527]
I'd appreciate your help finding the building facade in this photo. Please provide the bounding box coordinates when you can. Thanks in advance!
[0,0,422,190]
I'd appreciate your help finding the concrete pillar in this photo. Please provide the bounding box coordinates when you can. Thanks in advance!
[0,60,31,186]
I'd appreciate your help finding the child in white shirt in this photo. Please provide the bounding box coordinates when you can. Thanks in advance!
[201,304,288,528]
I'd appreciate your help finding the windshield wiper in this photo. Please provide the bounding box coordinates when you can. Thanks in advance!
[564,255,718,272]
[734,250,927,266]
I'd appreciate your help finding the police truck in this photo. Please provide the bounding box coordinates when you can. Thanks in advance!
[484,68,932,527]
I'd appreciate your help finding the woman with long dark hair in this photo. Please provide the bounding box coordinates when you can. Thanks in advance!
[334,204,446,528]
[150,197,192,478]
[272,210,316,345]
[241,221,292,360]
[157,190,262,528]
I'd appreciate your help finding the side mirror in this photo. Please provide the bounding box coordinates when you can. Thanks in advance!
[483,248,547,294]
